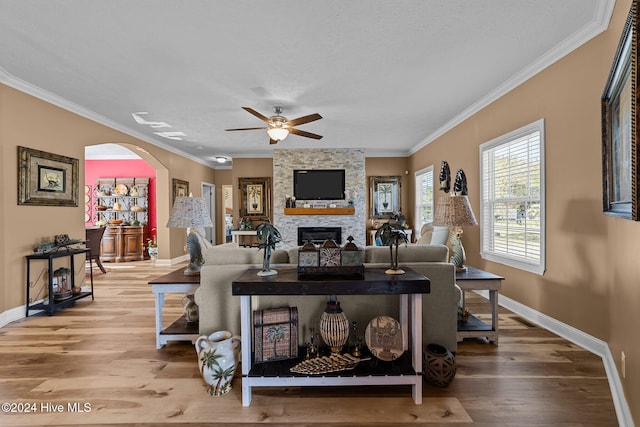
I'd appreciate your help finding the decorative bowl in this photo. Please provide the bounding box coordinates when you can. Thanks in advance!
[109,219,123,225]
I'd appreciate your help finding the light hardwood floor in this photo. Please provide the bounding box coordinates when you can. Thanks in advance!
[0,260,618,426]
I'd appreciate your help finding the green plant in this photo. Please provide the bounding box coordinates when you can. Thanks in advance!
[146,228,157,248]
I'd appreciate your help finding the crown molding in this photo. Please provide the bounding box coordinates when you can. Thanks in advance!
[0,66,218,169]
[409,0,616,155]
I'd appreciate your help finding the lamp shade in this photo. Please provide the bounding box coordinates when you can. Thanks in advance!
[433,195,478,227]
[166,196,214,228]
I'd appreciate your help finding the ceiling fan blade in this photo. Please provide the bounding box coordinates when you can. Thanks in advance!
[287,113,322,127]
[269,138,278,145]
[289,127,323,140]
[225,127,267,131]
[242,107,271,123]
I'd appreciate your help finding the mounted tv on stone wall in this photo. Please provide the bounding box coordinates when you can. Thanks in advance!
[293,169,345,200]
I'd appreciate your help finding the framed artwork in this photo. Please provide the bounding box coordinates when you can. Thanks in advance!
[172,178,189,204]
[239,177,271,220]
[602,0,638,220]
[18,146,79,206]
[369,176,401,219]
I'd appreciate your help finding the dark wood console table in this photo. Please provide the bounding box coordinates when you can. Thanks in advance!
[232,267,430,407]
[26,248,94,316]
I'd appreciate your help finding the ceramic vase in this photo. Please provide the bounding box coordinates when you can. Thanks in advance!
[182,294,199,323]
[195,331,241,396]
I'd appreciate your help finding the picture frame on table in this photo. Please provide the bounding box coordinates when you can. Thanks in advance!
[172,178,189,204]
[369,176,401,219]
[239,177,271,220]
[17,146,79,207]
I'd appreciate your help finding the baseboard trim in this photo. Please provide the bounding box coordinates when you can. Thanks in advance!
[475,289,634,427]
[0,304,38,328]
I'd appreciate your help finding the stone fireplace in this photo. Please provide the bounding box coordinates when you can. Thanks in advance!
[273,148,366,249]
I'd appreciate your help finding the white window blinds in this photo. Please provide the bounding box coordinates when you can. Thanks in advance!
[415,166,434,235]
[480,119,545,274]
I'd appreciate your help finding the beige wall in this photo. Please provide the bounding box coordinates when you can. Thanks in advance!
[0,84,215,313]
[409,0,638,420]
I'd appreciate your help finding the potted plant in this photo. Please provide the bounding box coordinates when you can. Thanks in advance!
[374,221,408,275]
[255,220,282,276]
[147,228,158,260]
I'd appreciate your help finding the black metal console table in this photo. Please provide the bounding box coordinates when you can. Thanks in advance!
[26,248,94,316]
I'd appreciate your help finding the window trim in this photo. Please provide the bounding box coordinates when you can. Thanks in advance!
[479,119,546,275]
[414,165,434,237]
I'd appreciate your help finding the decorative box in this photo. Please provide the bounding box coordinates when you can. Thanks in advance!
[253,306,298,363]
[297,236,364,279]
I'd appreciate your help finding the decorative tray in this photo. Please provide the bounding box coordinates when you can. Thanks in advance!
[290,353,369,375]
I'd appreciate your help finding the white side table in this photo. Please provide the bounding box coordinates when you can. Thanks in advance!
[148,267,200,349]
[231,230,258,246]
[455,266,504,345]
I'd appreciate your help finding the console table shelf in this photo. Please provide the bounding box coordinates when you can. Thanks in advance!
[232,267,429,406]
[248,347,415,378]
[284,207,355,215]
[25,248,94,317]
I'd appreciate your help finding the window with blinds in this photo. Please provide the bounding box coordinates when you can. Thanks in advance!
[480,119,545,274]
[414,166,434,235]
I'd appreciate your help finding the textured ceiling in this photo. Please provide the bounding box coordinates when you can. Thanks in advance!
[0,0,613,167]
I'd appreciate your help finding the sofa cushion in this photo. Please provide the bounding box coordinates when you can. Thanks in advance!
[364,244,448,263]
[204,245,289,265]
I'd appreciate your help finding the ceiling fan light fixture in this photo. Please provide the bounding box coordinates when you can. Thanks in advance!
[267,127,289,141]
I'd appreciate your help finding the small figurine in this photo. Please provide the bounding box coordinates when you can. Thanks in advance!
[453,169,468,196]
[439,160,451,193]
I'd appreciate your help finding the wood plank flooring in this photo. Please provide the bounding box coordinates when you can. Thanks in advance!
[0,260,618,426]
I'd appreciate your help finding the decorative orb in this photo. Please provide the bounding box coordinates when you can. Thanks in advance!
[423,343,456,387]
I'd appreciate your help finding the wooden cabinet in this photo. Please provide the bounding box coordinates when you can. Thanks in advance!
[100,225,148,262]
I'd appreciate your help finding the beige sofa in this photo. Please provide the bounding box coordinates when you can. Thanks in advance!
[194,243,458,352]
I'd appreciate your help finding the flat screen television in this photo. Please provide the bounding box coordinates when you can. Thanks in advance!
[293,169,345,200]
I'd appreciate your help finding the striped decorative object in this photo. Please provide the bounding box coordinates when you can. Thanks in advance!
[320,299,349,353]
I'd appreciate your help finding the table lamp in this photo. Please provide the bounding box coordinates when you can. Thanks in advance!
[433,195,478,272]
[166,195,214,275]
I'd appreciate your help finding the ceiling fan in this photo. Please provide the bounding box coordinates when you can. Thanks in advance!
[225,106,323,144]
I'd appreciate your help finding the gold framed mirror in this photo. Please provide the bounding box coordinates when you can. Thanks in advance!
[369,176,401,219]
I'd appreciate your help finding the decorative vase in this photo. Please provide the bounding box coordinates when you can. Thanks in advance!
[195,331,241,396]
[423,343,456,387]
[320,299,349,353]
[182,294,199,323]
[148,246,158,260]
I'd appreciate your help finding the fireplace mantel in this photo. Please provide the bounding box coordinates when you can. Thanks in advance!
[284,207,355,215]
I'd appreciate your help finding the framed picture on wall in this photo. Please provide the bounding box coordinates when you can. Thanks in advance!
[602,1,639,220]
[369,176,401,219]
[172,178,189,204]
[18,146,79,206]
[239,177,271,220]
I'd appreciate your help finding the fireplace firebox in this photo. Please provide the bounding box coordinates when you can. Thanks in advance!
[298,227,342,246]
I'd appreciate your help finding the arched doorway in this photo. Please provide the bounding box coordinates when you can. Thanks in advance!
[85,143,170,262]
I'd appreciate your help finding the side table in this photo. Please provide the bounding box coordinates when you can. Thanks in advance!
[148,266,200,349]
[456,266,504,344]
[26,248,94,316]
